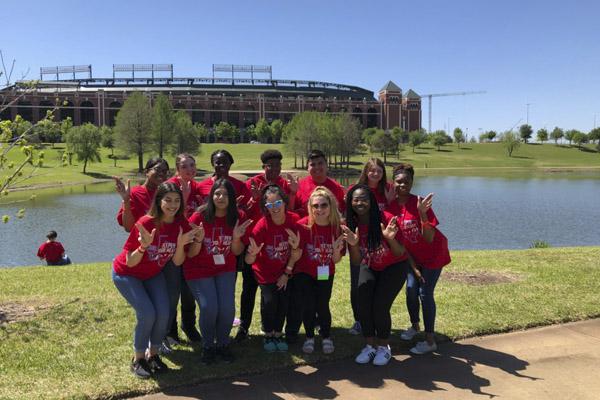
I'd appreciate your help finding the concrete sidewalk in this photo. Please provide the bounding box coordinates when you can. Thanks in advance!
[138,319,600,399]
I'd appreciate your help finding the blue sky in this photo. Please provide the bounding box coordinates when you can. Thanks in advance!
[2,0,599,137]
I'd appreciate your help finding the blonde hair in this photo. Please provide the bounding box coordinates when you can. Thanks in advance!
[306,186,341,231]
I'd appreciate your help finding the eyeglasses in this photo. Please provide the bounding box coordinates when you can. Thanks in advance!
[265,199,284,209]
[311,202,329,209]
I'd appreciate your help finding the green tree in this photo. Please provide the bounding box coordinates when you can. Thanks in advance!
[501,131,521,157]
[362,127,378,145]
[60,117,74,165]
[100,126,117,167]
[564,129,578,146]
[572,132,588,149]
[587,128,600,144]
[254,118,272,143]
[370,129,397,162]
[519,124,533,143]
[150,94,175,158]
[408,130,427,152]
[283,112,323,168]
[430,130,448,151]
[335,112,362,168]
[536,128,549,144]
[270,119,284,144]
[550,127,564,145]
[453,127,465,148]
[64,123,102,173]
[114,92,152,172]
[34,114,61,147]
[214,121,238,143]
[170,111,200,156]
[487,130,497,141]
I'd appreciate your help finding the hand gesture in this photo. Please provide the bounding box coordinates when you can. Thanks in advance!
[190,222,205,243]
[332,234,345,254]
[417,193,434,214]
[285,229,300,250]
[236,195,246,206]
[381,216,399,240]
[276,273,289,290]
[177,226,196,248]
[341,225,359,246]
[247,237,264,257]
[285,173,298,194]
[179,177,191,202]
[136,222,156,248]
[113,176,130,202]
[250,181,262,200]
[290,247,302,263]
[384,183,396,204]
[233,219,253,240]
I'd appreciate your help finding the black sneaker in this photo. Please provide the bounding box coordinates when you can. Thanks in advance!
[182,326,203,343]
[234,327,248,342]
[201,346,217,365]
[147,354,170,374]
[216,345,235,363]
[130,358,152,379]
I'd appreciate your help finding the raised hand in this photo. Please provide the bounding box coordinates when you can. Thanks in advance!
[381,216,399,240]
[250,181,262,200]
[113,176,131,202]
[177,226,196,248]
[247,237,264,256]
[285,229,300,250]
[136,222,156,248]
[417,193,434,214]
[285,173,298,194]
[332,234,345,254]
[233,219,253,239]
[385,183,396,204]
[341,225,360,246]
[180,177,191,202]
[190,222,205,243]
[236,195,246,206]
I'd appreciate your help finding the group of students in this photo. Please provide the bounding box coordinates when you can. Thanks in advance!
[111,148,450,379]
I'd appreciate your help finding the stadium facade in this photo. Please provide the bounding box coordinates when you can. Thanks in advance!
[0,64,422,134]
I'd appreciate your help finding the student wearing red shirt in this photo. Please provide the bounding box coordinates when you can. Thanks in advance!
[184,179,253,364]
[113,157,170,232]
[295,187,345,355]
[236,149,299,342]
[245,184,302,353]
[112,182,200,379]
[388,163,450,355]
[196,149,252,208]
[165,153,203,344]
[293,150,345,218]
[342,184,410,367]
[37,230,71,266]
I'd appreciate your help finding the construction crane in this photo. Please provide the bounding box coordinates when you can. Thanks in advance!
[420,91,486,132]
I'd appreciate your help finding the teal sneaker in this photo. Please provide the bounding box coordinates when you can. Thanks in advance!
[263,337,277,352]
[275,337,288,352]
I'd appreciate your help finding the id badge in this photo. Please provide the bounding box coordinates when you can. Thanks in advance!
[213,254,225,265]
[317,265,329,281]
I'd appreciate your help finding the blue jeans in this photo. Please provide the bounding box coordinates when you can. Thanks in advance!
[112,269,170,353]
[406,267,442,333]
[186,271,236,347]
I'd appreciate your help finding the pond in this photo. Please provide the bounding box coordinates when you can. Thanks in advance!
[1,175,599,267]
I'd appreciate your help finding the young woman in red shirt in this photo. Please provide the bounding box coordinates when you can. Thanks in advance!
[245,184,302,353]
[112,182,200,379]
[388,163,450,355]
[37,230,71,266]
[184,179,253,364]
[342,184,410,366]
[296,187,345,354]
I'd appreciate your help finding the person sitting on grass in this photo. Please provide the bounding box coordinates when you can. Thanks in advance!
[37,230,71,266]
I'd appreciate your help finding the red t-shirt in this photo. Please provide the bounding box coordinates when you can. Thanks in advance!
[197,175,253,210]
[348,182,393,212]
[296,216,343,279]
[356,211,407,271]
[116,185,155,227]
[113,215,191,280]
[167,176,205,217]
[294,176,346,217]
[245,173,291,221]
[251,211,301,285]
[37,241,65,263]
[184,210,249,280]
[388,194,449,269]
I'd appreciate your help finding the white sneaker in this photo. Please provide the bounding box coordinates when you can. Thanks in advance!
[410,340,437,355]
[400,326,418,341]
[373,345,392,366]
[348,321,362,335]
[322,338,335,354]
[302,338,315,354]
[158,340,173,355]
[355,344,376,364]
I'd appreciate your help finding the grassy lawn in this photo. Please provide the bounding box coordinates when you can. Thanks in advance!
[1,247,599,400]
[5,142,600,192]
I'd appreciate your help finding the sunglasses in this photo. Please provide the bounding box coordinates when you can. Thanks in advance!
[265,199,284,209]
[311,202,329,209]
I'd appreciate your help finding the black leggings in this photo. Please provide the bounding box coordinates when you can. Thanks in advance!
[259,283,290,333]
[357,261,408,340]
[295,272,334,338]
[350,262,360,321]
[239,259,260,331]
[284,276,303,336]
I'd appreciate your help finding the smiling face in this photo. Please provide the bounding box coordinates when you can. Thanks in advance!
[310,195,331,224]
[212,153,232,178]
[393,172,413,197]
[212,187,229,211]
[308,156,328,182]
[263,158,282,182]
[177,156,197,182]
[265,192,284,220]
[160,191,181,221]
[351,188,371,216]
[367,164,384,186]
[146,162,170,189]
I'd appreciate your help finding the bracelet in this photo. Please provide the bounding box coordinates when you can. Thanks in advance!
[137,245,147,253]
[285,266,294,273]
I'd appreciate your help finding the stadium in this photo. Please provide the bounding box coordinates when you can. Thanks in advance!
[0,64,422,134]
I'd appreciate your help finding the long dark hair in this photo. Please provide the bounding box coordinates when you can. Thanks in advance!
[260,184,289,214]
[345,184,382,252]
[203,178,239,227]
[148,182,184,223]
[358,158,387,196]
